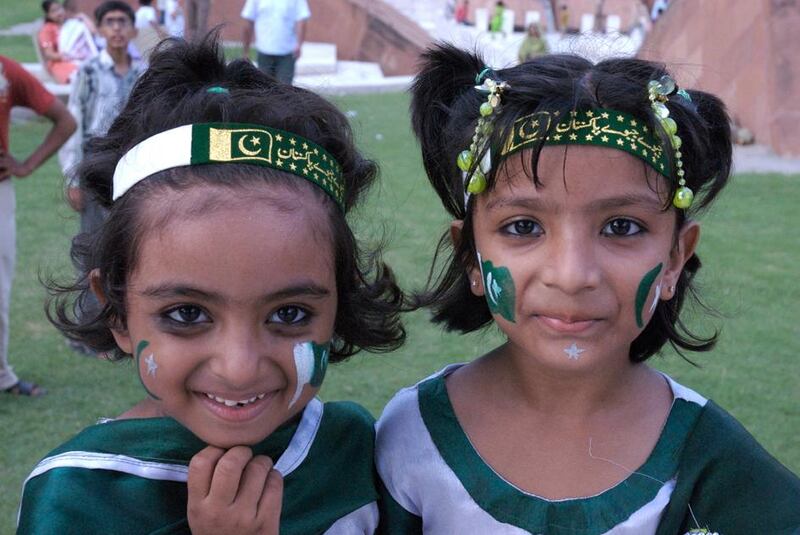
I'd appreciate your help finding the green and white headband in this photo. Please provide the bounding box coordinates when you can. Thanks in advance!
[112,123,345,210]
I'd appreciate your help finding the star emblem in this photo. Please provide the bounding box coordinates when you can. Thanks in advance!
[302,142,309,150]
[290,138,297,146]
[642,149,648,157]
[569,133,578,141]
[630,142,637,150]
[313,148,319,155]
[563,343,585,360]
[631,119,638,127]
[275,134,283,142]
[585,134,594,141]
[617,115,624,122]
[145,354,158,376]
[601,135,609,142]
[303,167,309,175]
[553,134,562,141]
[290,163,297,171]
[276,159,284,167]
[601,112,609,119]
[586,110,594,117]
[616,139,624,146]
[250,136,260,146]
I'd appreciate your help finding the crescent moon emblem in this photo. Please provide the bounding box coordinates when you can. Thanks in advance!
[237,135,261,157]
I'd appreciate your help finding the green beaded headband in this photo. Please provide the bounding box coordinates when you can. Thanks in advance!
[112,123,345,210]
[458,74,693,209]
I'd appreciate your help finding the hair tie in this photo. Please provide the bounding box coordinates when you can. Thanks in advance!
[475,67,493,86]
[206,86,229,94]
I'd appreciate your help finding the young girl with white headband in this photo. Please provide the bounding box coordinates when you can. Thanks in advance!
[376,44,800,533]
[18,37,404,534]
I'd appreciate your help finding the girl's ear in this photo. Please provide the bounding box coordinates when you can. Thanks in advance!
[450,220,484,297]
[663,220,700,299]
[89,269,133,354]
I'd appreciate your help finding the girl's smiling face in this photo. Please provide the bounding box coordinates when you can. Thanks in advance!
[465,145,699,371]
[108,182,338,448]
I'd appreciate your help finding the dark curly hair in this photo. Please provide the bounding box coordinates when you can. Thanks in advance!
[410,43,732,362]
[48,35,405,362]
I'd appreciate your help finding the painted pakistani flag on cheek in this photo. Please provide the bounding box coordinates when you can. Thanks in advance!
[289,341,330,408]
[479,253,516,323]
[135,340,161,400]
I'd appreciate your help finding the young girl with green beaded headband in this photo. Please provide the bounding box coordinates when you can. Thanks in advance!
[375,43,800,533]
[19,36,405,534]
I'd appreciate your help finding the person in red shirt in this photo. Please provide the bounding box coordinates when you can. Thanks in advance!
[0,55,76,396]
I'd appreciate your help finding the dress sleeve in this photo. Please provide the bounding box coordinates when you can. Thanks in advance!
[656,402,800,534]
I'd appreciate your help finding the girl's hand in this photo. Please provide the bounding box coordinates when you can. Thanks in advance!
[187,446,283,535]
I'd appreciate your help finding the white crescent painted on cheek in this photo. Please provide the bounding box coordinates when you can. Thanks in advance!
[486,272,499,306]
[648,281,663,316]
[289,343,314,409]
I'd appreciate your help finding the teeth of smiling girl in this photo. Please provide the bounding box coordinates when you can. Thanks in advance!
[204,393,265,406]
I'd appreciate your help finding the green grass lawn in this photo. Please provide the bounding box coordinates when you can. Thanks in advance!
[0,3,42,30]
[1,93,798,529]
[0,35,38,64]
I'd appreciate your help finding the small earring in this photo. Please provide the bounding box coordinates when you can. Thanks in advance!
[471,279,477,288]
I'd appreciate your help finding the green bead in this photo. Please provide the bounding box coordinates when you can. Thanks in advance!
[671,134,682,149]
[467,171,487,194]
[661,117,677,135]
[652,102,669,119]
[657,75,676,95]
[457,150,474,171]
[673,186,694,209]
[480,102,493,117]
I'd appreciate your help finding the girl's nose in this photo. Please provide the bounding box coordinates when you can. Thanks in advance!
[209,324,265,387]
[538,231,601,295]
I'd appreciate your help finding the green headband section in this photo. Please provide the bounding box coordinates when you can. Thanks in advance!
[190,123,345,209]
[502,109,671,178]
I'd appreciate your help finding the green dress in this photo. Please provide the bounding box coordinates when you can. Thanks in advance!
[19,399,380,534]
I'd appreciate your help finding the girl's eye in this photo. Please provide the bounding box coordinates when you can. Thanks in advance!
[602,218,643,237]
[165,305,209,325]
[269,306,309,325]
[503,219,543,236]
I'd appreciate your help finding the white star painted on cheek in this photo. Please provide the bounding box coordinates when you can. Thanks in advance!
[563,343,585,360]
[145,354,158,376]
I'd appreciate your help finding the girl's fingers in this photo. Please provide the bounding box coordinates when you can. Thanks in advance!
[237,455,273,513]
[208,446,253,504]
[187,446,226,501]
[258,467,284,532]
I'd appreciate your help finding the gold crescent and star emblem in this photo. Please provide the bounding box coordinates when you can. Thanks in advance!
[237,134,262,157]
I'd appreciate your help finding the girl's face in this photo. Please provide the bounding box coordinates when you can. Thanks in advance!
[465,145,698,371]
[110,183,338,448]
[46,3,65,24]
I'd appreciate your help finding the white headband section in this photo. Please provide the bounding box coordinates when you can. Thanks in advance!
[112,125,194,201]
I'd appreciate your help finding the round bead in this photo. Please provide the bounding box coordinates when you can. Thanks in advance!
[673,186,694,209]
[489,95,500,107]
[676,160,683,168]
[652,102,669,119]
[467,171,487,194]
[648,80,661,94]
[657,75,676,95]
[671,134,682,149]
[675,150,682,159]
[480,102,493,117]
[457,150,474,171]
[677,168,685,177]
[481,121,494,134]
[661,117,677,135]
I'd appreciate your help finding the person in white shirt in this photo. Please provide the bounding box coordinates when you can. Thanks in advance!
[134,0,159,30]
[241,0,310,85]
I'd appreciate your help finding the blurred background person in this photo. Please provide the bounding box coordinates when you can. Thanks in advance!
[186,0,210,40]
[518,23,547,63]
[59,0,99,66]
[38,1,78,84]
[1,54,76,395]
[241,0,310,85]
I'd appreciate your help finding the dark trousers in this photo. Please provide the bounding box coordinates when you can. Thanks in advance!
[257,52,296,85]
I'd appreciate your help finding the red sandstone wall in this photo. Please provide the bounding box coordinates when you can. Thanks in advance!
[71,0,430,75]
[465,0,647,32]
[638,0,800,156]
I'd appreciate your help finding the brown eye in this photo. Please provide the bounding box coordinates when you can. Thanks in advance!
[165,305,208,324]
[270,306,309,325]
[603,218,643,237]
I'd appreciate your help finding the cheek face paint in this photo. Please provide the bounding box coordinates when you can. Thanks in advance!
[478,252,517,323]
[563,342,586,360]
[635,263,663,328]
[289,341,330,409]
[135,340,161,400]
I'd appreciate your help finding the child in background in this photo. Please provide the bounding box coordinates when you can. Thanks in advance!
[38,0,78,84]
[376,44,800,533]
[19,36,404,534]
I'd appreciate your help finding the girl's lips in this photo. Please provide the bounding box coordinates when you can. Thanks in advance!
[197,389,279,422]
[535,314,599,334]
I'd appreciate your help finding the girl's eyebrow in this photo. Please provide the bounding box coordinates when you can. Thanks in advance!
[138,283,331,302]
